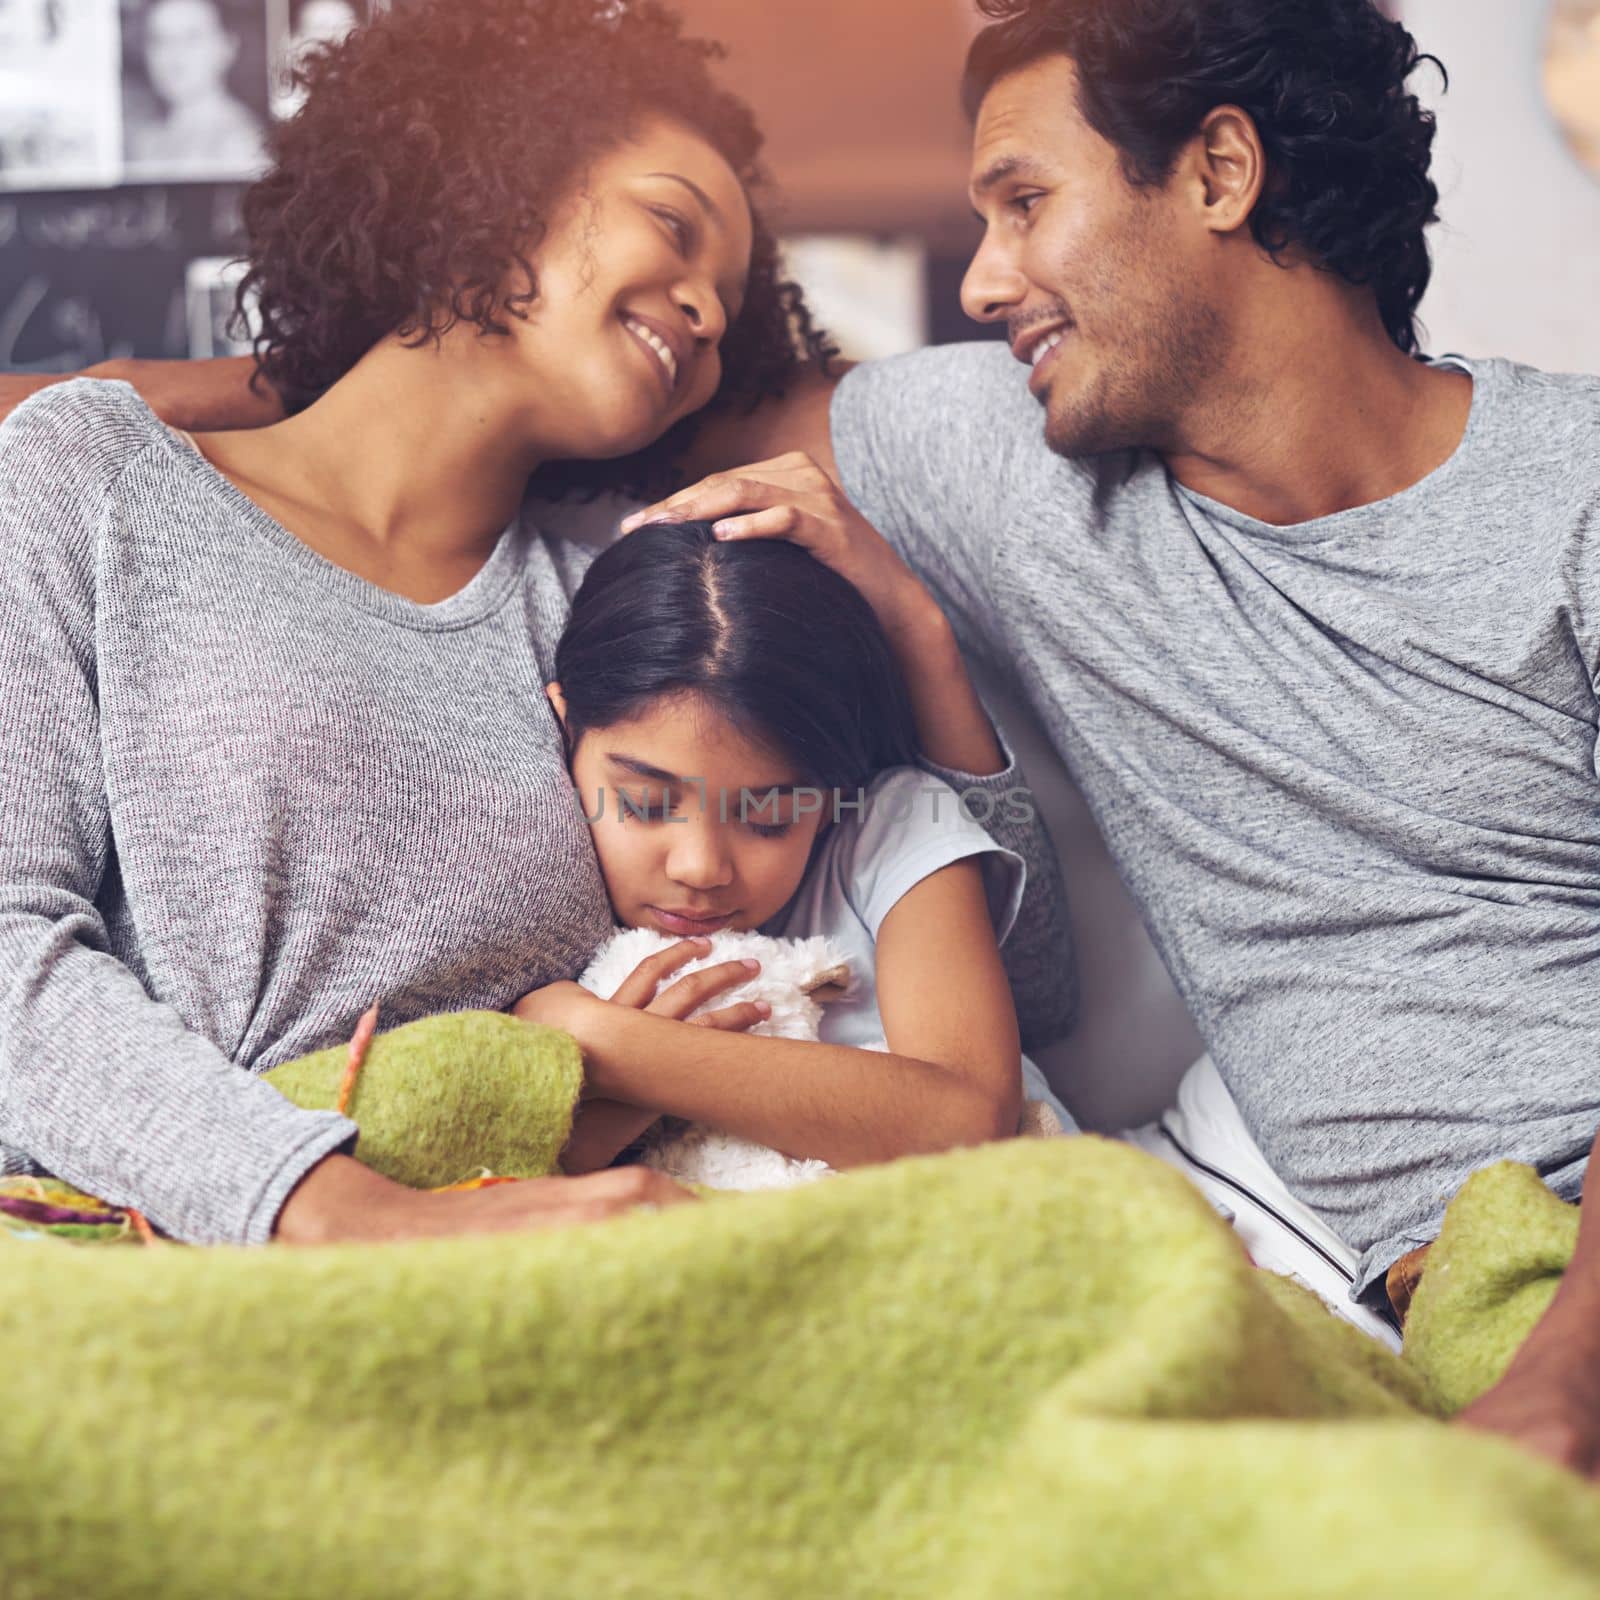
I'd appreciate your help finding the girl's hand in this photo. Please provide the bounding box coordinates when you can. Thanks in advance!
[515,940,772,1139]
[606,936,771,1032]
[518,940,774,1132]
[511,938,771,1047]
[619,453,943,645]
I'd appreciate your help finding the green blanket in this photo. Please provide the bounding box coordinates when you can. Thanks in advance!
[2,1014,1597,1598]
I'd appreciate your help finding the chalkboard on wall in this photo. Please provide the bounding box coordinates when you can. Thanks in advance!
[0,184,251,368]
[0,0,374,371]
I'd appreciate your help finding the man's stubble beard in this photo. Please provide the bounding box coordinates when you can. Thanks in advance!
[1039,226,1230,462]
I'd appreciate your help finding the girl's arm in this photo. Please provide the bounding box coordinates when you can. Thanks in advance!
[522,859,1020,1168]
[560,1098,660,1175]
[553,940,777,1176]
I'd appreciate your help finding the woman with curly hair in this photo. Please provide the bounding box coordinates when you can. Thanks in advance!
[0,0,870,1247]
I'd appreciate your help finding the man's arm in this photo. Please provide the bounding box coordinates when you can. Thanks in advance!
[1456,1124,1600,1480]
[0,357,281,431]
[1,354,837,448]
[676,364,850,483]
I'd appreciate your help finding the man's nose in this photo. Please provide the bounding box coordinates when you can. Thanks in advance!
[960,234,1028,326]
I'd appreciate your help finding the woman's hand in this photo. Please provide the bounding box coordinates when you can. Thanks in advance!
[275,1152,694,1243]
[619,452,943,646]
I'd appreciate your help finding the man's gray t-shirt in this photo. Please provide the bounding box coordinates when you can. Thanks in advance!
[832,341,1600,1297]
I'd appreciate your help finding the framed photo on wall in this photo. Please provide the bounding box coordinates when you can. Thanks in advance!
[0,0,123,192]
[119,0,273,182]
[271,0,372,118]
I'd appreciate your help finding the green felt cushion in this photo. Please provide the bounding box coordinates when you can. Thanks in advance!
[264,1011,583,1190]
[1402,1160,1582,1414]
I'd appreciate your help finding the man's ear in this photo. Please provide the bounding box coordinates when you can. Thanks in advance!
[1187,104,1266,236]
[545,681,568,728]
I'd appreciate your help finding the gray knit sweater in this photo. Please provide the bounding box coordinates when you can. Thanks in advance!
[0,380,615,1243]
[0,379,1072,1246]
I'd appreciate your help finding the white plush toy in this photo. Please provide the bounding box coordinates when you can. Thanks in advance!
[577,927,863,1191]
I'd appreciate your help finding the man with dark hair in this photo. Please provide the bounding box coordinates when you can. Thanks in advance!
[625,0,1600,1477]
[1,0,1596,1478]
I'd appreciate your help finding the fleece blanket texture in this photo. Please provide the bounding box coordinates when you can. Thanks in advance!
[1,1013,1596,1599]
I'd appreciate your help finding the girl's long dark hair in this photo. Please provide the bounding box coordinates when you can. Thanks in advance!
[553,522,919,794]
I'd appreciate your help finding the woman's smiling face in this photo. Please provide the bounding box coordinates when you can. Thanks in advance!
[506,117,755,462]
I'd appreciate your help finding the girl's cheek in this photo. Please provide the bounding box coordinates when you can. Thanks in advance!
[753,837,818,906]
[590,820,644,893]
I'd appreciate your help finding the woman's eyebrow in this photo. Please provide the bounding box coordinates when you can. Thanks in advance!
[645,171,724,227]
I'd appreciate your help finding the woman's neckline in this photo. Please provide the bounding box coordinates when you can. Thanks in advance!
[161,412,527,633]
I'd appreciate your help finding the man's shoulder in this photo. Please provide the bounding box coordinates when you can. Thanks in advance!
[838,340,1041,432]
[1479,354,1600,400]
[1471,356,1600,457]
[831,341,1106,504]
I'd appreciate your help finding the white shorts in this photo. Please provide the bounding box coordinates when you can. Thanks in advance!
[1122,1058,1402,1351]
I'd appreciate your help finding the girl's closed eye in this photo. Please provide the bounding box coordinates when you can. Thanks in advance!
[746,820,793,840]
[619,788,676,822]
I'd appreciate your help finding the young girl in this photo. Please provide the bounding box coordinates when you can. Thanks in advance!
[514,521,1078,1174]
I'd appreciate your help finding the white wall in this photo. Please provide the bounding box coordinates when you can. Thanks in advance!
[1406,0,1600,373]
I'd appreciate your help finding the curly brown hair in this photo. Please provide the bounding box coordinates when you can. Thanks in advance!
[237,0,833,493]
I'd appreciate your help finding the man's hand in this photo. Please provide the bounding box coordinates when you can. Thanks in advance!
[619,451,942,645]
[1454,1122,1600,1481]
[621,454,1013,777]
[1456,1350,1600,1480]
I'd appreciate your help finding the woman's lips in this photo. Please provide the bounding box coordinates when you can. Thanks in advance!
[621,317,679,399]
[648,906,733,936]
